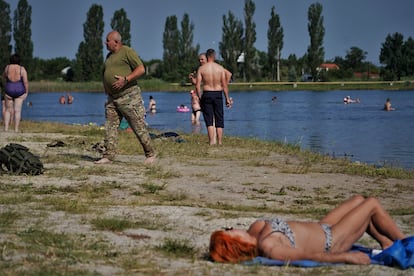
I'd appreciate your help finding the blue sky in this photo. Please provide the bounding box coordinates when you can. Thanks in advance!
[6,0,414,64]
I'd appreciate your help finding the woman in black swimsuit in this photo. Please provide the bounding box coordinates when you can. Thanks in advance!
[210,195,406,264]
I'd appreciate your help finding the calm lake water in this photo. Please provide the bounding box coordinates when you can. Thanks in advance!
[18,89,414,170]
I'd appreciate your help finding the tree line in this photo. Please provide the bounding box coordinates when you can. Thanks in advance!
[1,0,413,84]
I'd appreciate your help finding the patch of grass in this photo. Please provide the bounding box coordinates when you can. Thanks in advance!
[17,228,74,250]
[100,180,123,189]
[33,185,79,194]
[160,191,188,202]
[131,190,143,196]
[0,211,20,227]
[313,186,332,195]
[252,187,269,194]
[78,183,112,199]
[390,207,414,216]
[286,185,305,192]
[337,162,414,179]
[313,196,341,206]
[293,196,314,206]
[155,238,197,258]
[91,218,136,232]
[241,182,255,186]
[42,197,90,213]
[393,182,414,193]
[119,249,162,273]
[17,227,77,259]
[42,152,82,165]
[14,227,111,269]
[144,165,181,179]
[141,182,167,194]
[91,216,167,232]
[271,186,288,196]
[193,210,212,217]
[0,182,20,191]
[0,194,33,204]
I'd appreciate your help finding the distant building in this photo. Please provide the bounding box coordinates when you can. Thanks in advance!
[354,72,379,79]
[317,63,340,72]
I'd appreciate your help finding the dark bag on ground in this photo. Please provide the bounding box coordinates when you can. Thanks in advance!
[0,143,44,175]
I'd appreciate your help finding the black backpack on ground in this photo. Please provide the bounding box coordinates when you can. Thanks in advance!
[0,143,44,175]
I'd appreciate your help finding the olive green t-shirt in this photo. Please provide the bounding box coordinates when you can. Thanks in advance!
[103,46,143,97]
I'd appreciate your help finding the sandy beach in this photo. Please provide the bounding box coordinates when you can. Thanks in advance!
[0,129,413,275]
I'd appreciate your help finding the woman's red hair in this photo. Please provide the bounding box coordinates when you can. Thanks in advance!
[209,230,257,263]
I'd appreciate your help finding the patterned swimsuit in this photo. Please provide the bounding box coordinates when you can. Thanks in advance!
[264,218,296,247]
[264,218,332,252]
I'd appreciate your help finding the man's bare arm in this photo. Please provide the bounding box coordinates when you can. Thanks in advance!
[221,70,230,107]
[195,70,203,98]
[224,68,232,83]
[126,64,145,82]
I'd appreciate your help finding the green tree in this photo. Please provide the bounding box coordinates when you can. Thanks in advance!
[74,42,87,81]
[402,37,414,76]
[286,54,298,81]
[379,32,404,80]
[219,11,243,81]
[13,0,33,74]
[179,13,199,81]
[267,6,283,81]
[31,57,73,80]
[110,8,131,47]
[345,46,367,72]
[306,2,325,81]
[162,15,180,81]
[75,4,104,81]
[0,0,12,72]
[243,0,256,81]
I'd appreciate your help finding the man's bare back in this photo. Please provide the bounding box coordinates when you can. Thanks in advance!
[198,62,226,92]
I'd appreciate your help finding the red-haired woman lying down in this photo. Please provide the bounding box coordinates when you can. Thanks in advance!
[210,195,406,264]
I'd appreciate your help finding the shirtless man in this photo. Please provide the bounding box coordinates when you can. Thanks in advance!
[195,49,231,145]
[189,53,207,85]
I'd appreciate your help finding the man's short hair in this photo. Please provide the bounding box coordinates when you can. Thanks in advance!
[206,49,215,58]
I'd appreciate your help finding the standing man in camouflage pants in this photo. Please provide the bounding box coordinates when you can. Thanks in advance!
[95,30,156,164]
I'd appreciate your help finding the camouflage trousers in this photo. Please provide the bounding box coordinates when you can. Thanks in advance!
[103,86,155,160]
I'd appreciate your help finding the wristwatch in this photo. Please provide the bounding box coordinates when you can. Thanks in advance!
[124,76,128,83]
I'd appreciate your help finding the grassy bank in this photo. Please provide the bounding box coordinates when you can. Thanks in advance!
[13,121,414,178]
[0,121,413,275]
[29,79,414,92]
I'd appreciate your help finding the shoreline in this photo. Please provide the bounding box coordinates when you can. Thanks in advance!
[29,79,414,93]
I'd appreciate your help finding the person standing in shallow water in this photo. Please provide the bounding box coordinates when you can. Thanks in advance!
[148,95,156,114]
[188,53,207,125]
[384,98,395,111]
[95,30,156,164]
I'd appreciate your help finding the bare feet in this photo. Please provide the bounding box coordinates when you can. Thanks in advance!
[144,155,156,165]
[94,157,112,164]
